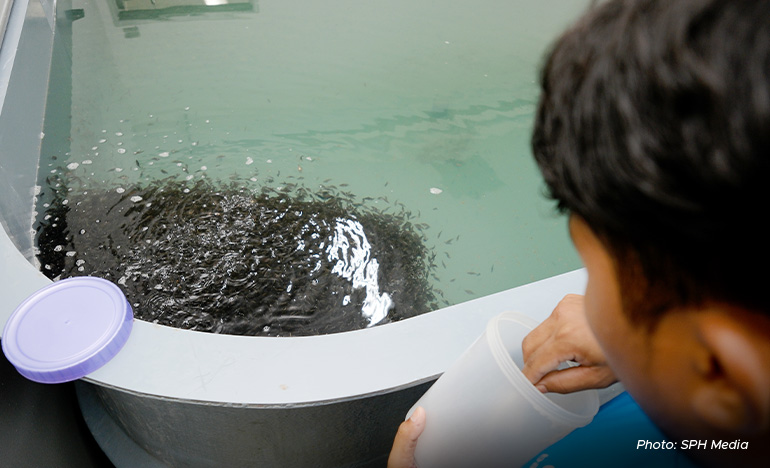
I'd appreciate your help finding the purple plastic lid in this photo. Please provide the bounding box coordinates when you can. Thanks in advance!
[1,277,133,384]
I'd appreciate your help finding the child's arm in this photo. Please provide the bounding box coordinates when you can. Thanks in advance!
[521,294,619,393]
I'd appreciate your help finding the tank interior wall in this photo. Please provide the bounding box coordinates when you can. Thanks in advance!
[0,0,73,259]
[86,380,434,468]
[0,2,111,466]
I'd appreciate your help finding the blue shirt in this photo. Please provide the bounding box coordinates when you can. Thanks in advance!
[524,392,701,468]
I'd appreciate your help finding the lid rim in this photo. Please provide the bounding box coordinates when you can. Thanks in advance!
[1,277,133,384]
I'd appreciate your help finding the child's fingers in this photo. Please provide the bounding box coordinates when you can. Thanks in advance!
[387,406,426,468]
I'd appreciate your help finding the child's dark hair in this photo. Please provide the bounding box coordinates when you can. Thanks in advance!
[532,0,770,326]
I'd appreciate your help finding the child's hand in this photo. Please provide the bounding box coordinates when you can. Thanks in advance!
[521,294,618,393]
[387,406,426,468]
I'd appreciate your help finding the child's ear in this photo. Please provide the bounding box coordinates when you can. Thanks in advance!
[691,309,770,434]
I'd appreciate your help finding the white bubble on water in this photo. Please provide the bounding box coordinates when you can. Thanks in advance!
[117,148,126,154]
[66,251,77,257]
[67,162,79,170]
[116,132,123,136]
[246,157,253,165]
[82,160,93,165]
[130,195,143,203]
[99,139,107,143]
[116,187,125,194]
[429,187,443,195]
[159,151,170,157]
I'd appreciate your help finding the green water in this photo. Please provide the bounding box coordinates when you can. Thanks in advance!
[39,0,588,309]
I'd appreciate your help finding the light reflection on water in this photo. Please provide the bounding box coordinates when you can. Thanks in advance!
[327,217,393,326]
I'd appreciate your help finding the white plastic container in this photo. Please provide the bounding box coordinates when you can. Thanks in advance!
[408,311,599,468]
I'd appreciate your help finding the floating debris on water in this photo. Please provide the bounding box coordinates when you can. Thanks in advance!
[36,176,442,336]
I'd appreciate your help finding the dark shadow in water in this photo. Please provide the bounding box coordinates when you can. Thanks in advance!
[36,177,440,336]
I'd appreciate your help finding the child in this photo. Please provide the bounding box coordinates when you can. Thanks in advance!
[389,0,770,466]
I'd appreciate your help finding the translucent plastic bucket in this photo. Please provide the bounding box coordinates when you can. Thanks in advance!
[408,311,599,468]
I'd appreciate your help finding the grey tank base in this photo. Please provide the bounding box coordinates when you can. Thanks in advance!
[77,380,435,468]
